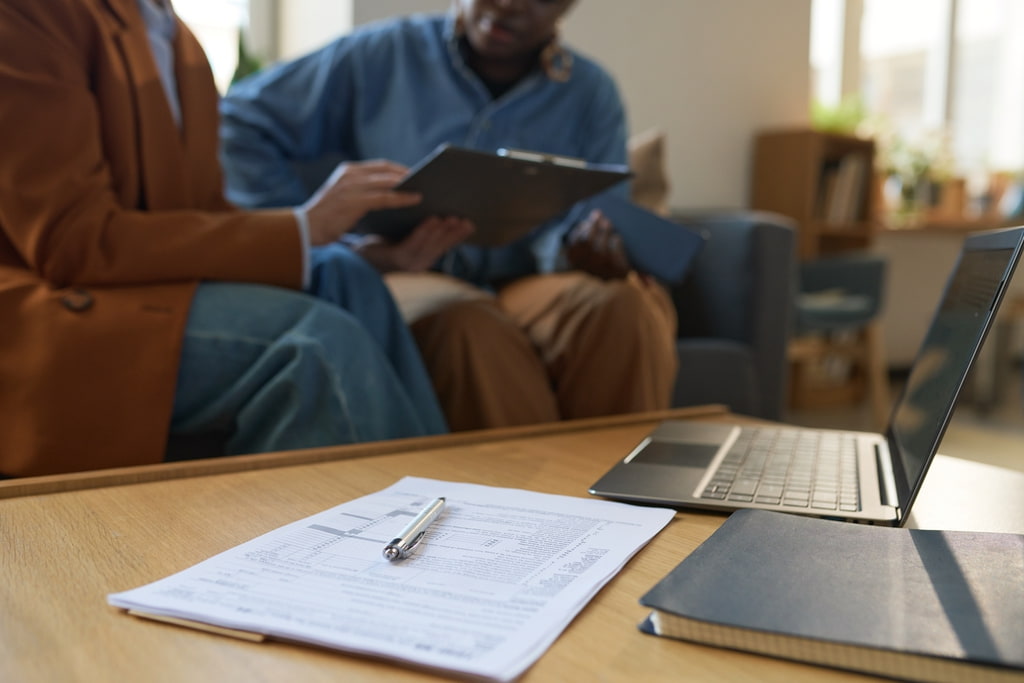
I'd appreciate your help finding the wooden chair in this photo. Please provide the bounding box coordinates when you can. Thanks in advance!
[788,253,892,428]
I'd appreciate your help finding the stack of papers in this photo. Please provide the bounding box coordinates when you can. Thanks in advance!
[108,477,674,681]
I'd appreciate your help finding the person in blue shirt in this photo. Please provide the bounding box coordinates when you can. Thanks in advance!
[220,0,678,431]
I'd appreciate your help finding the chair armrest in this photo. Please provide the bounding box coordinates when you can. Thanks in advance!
[669,210,797,419]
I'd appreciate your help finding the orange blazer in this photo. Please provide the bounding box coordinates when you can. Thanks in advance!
[0,0,303,476]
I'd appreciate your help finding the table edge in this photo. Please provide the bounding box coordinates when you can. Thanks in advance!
[0,405,729,499]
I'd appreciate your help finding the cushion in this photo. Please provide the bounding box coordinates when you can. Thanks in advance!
[628,128,671,216]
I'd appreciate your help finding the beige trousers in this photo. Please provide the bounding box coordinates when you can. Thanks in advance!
[385,271,678,431]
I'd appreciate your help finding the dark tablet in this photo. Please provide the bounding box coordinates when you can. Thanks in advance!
[584,193,705,284]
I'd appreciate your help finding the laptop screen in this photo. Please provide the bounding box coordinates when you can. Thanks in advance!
[888,231,1022,511]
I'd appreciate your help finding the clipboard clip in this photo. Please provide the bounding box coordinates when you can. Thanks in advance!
[496,148,589,169]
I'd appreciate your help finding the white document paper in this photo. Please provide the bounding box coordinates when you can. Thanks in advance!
[108,476,675,681]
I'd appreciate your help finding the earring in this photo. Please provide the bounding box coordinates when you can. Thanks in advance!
[540,34,573,82]
[452,2,466,37]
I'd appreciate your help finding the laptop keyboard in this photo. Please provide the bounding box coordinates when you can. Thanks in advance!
[700,427,861,512]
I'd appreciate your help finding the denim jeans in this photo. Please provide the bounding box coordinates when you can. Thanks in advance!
[170,244,446,456]
[307,242,445,427]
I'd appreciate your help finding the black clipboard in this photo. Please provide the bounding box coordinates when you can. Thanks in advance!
[358,144,631,247]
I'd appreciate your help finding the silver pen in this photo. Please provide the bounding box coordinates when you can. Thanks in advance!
[382,497,446,561]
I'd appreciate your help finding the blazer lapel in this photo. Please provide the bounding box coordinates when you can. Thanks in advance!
[102,0,190,210]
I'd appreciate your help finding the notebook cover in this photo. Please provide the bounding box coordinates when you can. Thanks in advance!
[359,144,631,248]
[639,509,1024,676]
[584,193,705,284]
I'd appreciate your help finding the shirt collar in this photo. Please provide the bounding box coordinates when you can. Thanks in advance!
[442,11,567,85]
[136,0,176,39]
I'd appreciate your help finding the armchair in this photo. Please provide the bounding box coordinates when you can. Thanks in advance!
[668,211,797,420]
[626,130,796,420]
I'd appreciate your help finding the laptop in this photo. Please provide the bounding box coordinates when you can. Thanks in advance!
[590,226,1024,526]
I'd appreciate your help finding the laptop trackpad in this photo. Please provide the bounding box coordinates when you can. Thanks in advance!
[630,441,719,469]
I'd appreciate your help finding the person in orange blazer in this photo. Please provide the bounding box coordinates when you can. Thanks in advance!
[0,0,466,477]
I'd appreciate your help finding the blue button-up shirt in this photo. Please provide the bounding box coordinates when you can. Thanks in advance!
[220,13,629,286]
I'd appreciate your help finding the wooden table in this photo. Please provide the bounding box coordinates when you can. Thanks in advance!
[2,406,1022,682]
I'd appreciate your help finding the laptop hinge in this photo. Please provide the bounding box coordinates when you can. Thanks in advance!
[875,444,899,509]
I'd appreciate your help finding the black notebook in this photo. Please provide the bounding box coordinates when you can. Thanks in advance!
[358,144,631,247]
[639,509,1024,683]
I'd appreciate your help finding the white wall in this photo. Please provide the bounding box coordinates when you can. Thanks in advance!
[277,0,354,59]
[562,1,811,209]
[277,0,813,209]
[353,0,447,26]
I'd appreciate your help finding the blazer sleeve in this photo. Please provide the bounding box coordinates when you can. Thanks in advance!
[0,0,303,290]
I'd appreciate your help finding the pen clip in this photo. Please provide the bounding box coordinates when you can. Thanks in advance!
[382,530,426,561]
[401,531,427,554]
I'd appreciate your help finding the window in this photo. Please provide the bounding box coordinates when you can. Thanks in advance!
[860,0,952,136]
[952,0,1024,174]
[812,0,1024,204]
[175,0,249,92]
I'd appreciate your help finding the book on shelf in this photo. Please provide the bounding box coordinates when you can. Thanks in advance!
[818,152,869,227]
[815,158,840,223]
[639,509,1024,683]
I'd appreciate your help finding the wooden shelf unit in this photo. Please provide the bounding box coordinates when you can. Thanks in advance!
[751,129,877,261]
